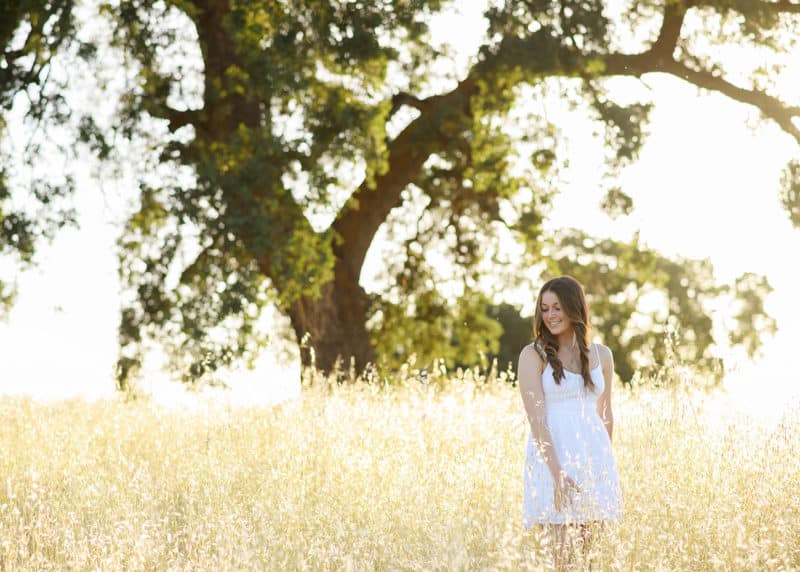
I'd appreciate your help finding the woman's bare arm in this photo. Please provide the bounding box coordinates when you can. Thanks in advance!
[595,344,615,442]
[518,345,563,479]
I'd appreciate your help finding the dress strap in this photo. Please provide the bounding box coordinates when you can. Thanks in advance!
[592,343,600,368]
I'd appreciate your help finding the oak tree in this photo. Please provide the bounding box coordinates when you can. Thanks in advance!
[1,0,77,314]
[2,1,798,385]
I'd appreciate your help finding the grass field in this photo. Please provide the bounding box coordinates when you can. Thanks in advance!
[0,366,798,570]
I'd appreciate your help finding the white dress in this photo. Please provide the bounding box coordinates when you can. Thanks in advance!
[523,344,623,526]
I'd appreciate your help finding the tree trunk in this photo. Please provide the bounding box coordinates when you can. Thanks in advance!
[287,262,375,374]
[283,83,476,376]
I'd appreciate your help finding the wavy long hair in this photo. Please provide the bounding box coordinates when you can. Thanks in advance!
[532,275,595,390]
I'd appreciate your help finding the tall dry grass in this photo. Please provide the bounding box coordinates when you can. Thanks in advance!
[0,364,798,570]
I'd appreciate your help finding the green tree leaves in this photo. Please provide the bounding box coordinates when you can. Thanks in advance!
[487,229,776,385]
[2,1,798,385]
[780,160,800,228]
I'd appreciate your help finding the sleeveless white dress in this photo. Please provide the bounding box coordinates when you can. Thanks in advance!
[523,344,623,526]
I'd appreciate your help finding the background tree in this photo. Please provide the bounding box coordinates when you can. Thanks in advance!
[488,230,777,384]
[2,1,798,386]
[0,0,77,316]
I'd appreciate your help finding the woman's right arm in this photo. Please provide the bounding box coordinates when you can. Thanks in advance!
[518,345,563,480]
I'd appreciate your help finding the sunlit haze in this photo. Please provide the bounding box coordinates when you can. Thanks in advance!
[1,3,799,417]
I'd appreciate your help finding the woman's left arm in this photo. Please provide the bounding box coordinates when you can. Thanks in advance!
[595,344,615,442]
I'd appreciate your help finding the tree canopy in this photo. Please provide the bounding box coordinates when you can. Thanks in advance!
[2,0,799,386]
[487,230,777,383]
[1,0,78,315]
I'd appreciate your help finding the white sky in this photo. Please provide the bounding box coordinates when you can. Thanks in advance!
[1,3,799,414]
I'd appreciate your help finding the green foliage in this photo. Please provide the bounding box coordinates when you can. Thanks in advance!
[0,0,75,108]
[366,197,504,370]
[600,187,634,219]
[484,0,609,49]
[117,183,275,386]
[2,0,794,384]
[0,0,77,277]
[370,286,501,371]
[0,276,14,319]
[587,90,652,166]
[780,159,800,228]
[106,0,791,383]
[486,302,532,373]
[489,230,774,385]
[728,272,777,357]
[546,229,726,382]
[365,82,555,371]
[99,0,457,385]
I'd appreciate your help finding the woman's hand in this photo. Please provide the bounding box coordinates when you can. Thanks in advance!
[553,472,580,512]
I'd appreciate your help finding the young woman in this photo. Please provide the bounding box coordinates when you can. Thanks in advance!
[518,275,622,569]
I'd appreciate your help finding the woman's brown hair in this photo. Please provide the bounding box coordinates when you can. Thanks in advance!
[532,275,595,391]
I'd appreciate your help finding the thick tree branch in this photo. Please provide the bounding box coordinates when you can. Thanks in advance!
[389,91,429,118]
[143,98,201,131]
[166,108,201,131]
[693,0,800,14]
[661,59,800,141]
[333,79,476,280]
[331,5,800,283]
[767,0,800,13]
[737,1,800,14]
[599,50,800,142]
[532,28,800,145]
[651,1,689,62]
[332,29,593,282]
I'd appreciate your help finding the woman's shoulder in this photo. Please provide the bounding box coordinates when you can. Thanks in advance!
[522,340,546,356]
[591,341,610,352]
[520,341,547,363]
[591,342,614,366]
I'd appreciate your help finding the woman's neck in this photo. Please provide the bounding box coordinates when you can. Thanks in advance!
[556,332,576,349]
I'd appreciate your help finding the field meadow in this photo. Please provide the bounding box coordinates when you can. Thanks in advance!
[0,363,798,571]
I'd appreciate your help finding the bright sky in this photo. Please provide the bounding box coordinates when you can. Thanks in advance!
[1,3,799,415]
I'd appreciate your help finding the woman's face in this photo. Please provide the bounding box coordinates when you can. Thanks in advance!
[540,290,573,337]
